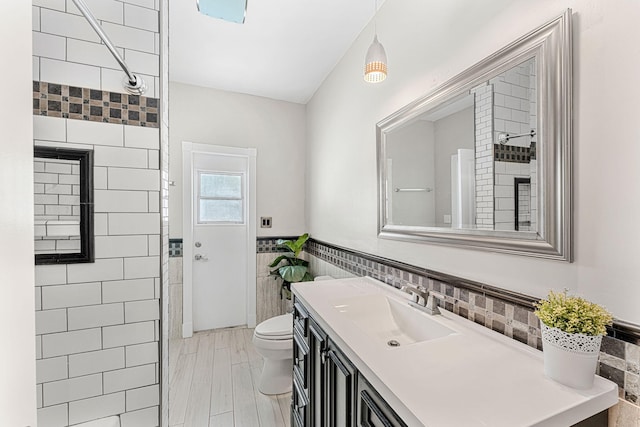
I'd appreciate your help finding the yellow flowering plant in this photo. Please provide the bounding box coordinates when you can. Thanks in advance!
[534,290,613,336]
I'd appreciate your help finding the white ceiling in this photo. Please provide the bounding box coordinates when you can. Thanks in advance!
[169,0,382,104]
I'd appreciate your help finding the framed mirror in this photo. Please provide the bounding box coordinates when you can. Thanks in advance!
[377,9,572,261]
[34,146,94,264]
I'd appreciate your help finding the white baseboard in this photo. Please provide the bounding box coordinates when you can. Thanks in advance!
[182,322,193,338]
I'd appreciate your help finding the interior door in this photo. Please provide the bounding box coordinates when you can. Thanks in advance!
[192,153,247,331]
[182,142,257,335]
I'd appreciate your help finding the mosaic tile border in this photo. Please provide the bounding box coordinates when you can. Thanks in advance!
[168,237,297,256]
[257,236,299,253]
[33,81,159,128]
[306,238,640,406]
[494,141,536,163]
[169,239,183,257]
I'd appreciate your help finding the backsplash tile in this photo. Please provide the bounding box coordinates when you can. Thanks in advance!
[306,238,640,407]
[33,81,159,128]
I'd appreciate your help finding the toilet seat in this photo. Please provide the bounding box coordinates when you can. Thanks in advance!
[254,313,293,340]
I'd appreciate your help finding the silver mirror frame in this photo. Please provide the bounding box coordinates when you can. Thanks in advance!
[377,9,572,261]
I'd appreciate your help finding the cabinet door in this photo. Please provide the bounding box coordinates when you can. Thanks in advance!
[357,375,407,427]
[292,373,309,427]
[325,341,356,427]
[308,318,327,426]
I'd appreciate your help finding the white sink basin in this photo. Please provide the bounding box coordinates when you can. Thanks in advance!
[332,294,455,347]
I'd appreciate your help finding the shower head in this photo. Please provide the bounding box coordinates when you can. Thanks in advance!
[497,129,537,145]
[197,0,247,24]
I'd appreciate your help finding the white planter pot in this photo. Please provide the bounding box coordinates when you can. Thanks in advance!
[540,323,602,389]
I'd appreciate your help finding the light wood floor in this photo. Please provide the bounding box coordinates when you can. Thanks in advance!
[169,327,292,427]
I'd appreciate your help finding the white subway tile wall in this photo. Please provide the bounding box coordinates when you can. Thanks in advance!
[33,0,161,424]
[66,119,123,146]
[34,115,66,141]
[125,342,159,367]
[126,384,159,412]
[41,57,102,90]
[66,38,123,69]
[68,348,125,378]
[37,404,68,427]
[491,59,538,232]
[65,0,125,24]
[34,0,159,94]
[33,157,82,254]
[120,406,159,427]
[470,82,494,229]
[95,235,148,259]
[68,392,126,425]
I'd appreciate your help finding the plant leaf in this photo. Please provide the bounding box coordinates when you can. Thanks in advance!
[268,255,293,268]
[278,265,308,283]
[291,233,309,257]
[276,233,309,257]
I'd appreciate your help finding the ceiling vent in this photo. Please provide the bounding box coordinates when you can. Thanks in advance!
[197,0,247,24]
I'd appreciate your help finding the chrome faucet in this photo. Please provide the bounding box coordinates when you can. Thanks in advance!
[400,283,428,304]
[400,284,446,315]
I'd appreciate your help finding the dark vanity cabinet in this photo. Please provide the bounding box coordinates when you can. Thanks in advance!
[324,339,356,427]
[292,301,310,426]
[357,376,407,427]
[308,317,327,426]
[293,298,405,427]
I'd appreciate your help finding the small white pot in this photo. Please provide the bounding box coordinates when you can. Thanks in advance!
[540,323,602,389]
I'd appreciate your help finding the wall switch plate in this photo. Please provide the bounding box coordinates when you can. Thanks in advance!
[444,214,451,224]
[261,217,272,228]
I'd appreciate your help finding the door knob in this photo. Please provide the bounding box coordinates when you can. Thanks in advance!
[194,254,208,261]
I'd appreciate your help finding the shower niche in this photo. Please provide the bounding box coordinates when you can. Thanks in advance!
[34,146,94,265]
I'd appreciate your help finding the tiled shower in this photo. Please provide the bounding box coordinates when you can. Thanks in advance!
[32,0,164,425]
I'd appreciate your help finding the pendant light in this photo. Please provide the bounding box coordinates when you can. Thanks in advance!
[364,0,387,83]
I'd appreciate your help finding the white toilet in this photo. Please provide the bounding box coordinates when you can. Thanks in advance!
[253,275,334,395]
[252,312,294,395]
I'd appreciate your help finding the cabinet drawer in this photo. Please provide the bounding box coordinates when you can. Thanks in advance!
[293,301,309,336]
[293,327,310,387]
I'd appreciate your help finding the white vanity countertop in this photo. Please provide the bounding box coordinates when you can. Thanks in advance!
[292,277,618,427]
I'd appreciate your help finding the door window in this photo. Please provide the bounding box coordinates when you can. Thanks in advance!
[197,172,244,224]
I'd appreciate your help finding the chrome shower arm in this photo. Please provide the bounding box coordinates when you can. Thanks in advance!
[497,129,536,144]
[71,0,147,95]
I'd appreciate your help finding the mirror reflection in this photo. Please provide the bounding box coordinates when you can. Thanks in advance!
[384,57,538,234]
[378,9,572,260]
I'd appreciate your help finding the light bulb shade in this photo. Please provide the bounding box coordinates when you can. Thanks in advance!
[197,0,247,24]
[364,35,388,83]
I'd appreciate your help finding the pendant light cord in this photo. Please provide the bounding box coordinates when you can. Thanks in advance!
[374,0,378,35]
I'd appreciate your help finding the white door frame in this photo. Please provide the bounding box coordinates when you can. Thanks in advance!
[182,142,257,337]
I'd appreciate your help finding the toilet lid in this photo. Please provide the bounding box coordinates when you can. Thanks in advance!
[255,313,293,338]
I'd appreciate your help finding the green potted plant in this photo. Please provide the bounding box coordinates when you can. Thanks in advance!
[535,290,613,389]
[269,233,313,299]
